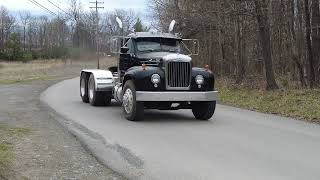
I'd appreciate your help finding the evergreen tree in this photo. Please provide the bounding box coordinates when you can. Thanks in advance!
[134,18,150,32]
[6,33,22,60]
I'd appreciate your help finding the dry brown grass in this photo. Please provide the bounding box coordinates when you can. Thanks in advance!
[0,59,64,84]
[0,57,117,84]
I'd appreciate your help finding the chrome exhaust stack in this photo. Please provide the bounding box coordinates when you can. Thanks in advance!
[113,83,123,103]
[168,20,176,34]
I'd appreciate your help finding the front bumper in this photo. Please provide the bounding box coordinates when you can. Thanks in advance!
[136,91,218,102]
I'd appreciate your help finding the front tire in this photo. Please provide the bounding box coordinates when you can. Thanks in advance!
[191,101,216,120]
[122,80,144,121]
[88,74,112,106]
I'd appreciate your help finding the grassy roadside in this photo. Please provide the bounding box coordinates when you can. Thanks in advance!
[0,124,31,178]
[0,75,55,84]
[0,60,65,85]
[216,79,320,123]
[0,142,13,179]
[0,58,117,85]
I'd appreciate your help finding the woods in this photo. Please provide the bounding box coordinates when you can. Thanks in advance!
[149,0,320,89]
[0,1,146,61]
[0,0,319,90]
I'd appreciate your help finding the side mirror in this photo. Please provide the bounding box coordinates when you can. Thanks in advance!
[110,36,130,54]
[120,47,129,54]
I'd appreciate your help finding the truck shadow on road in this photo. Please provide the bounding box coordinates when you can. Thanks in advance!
[81,101,215,123]
[142,110,214,123]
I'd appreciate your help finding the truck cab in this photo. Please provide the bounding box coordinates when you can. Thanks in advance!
[80,32,218,121]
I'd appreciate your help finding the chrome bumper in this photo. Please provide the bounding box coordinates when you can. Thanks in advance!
[136,91,218,102]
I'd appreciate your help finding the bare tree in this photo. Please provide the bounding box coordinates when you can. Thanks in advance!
[102,9,138,36]
[0,6,15,52]
[311,0,320,85]
[304,0,316,88]
[19,11,31,51]
[254,0,279,89]
[289,0,307,87]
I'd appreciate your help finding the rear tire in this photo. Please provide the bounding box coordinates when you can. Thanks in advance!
[122,80,144,121]
[80,73,89,103]
[88,74,112,106]
[191,101,216,120]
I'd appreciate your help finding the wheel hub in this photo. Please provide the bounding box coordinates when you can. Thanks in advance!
[80,78,85,96]
[88,78,94,100]
[123,89,133,113]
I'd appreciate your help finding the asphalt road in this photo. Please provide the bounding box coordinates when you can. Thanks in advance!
[41,78,320,180]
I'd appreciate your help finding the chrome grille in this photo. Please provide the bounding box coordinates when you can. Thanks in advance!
[166,61,191,89]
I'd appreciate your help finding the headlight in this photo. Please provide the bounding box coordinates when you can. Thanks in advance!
[151,74,161,84]
[195,75,204,85]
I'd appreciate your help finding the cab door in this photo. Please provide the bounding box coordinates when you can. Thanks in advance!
[119,39,133,76]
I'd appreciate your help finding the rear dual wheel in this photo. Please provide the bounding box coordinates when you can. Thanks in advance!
[82,74,111,106]
[80,73,89,103]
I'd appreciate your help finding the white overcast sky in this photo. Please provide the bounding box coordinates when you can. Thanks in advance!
[0,0,148,14]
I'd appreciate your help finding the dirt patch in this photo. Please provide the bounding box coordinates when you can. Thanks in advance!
[0,58,124,180]
[0,139,14,179]
[0,124,30,179]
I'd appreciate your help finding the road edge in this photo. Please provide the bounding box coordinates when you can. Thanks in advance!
[40,79,146,180]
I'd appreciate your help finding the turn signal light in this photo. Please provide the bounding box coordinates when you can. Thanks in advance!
[142,64,147,70]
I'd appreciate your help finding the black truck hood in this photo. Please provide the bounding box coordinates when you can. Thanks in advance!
[134,52,192,67]
[136,52,175,60]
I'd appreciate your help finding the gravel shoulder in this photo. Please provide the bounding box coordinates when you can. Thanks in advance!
[0,60,124,180]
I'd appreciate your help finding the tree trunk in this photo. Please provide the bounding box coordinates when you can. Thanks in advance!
[290,0,307,87]
[28,23,32,52]
[23,26,26,51]
[311,0,320,85]
[1,15,4,52]
[254,0,279,90]
[304,0,315,88]
[235,16,245,84]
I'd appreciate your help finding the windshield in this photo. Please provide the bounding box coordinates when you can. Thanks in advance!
[136,38,181,53]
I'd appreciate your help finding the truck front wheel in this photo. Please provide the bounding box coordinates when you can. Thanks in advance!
[191,101,216,120]
[88,74,112,106]
[122,80,144,121]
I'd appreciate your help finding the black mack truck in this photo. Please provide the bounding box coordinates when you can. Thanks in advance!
[79,31,218,121]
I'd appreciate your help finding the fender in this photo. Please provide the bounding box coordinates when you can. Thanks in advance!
[123,66,165,91]
[191,68,215,91]
[81,69,115,91]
